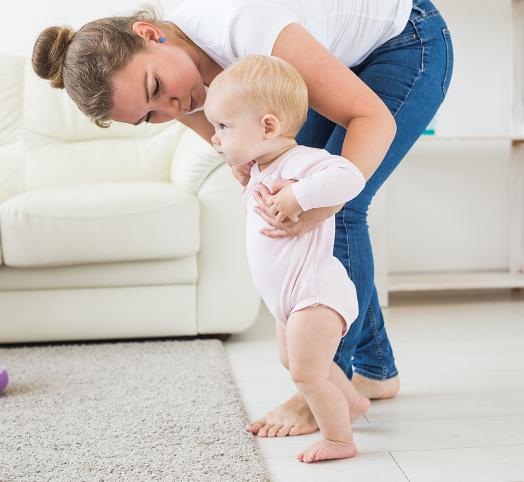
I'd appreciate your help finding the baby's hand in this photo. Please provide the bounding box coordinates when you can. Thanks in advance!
[265,184,303,223]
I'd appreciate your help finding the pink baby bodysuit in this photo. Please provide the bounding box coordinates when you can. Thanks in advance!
[243,145,366,337]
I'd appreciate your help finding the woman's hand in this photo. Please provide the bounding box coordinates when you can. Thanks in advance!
[231,160,256,187]
[253,179,342,238]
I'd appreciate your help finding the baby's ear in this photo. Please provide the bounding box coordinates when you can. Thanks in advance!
[261,114,281,138]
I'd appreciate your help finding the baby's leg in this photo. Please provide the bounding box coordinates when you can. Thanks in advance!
[280,319,369,423]
[275,318,289,369]
[246,317,369,437]
[246,319,319,437]
[287,305,357,463]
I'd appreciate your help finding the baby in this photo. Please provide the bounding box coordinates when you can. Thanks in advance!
[204,55,370,463]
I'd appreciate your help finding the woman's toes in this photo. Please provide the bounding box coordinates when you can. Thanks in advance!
[266,424,283,437]
[257,424,272,437]
[289,423,317,436]
[245,421,264,434]
[276,425,293,437]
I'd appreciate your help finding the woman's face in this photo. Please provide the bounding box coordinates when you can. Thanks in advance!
[110,40,206,125]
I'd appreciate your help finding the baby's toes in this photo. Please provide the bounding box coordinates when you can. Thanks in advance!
[304,448,320,463]
[297,448,314,463]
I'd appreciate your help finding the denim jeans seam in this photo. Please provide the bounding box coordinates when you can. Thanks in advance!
[388,24,424,119]
[340,206,350,359]
[411,10,440,24]
[368,303,389,378]
[333,206,350,367]
[441,27,452,99]
[375,33,418,53]
[354,366,399,380]
[353,368,385,381]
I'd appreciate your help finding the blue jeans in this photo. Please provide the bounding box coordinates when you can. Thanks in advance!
[296,0,454,381]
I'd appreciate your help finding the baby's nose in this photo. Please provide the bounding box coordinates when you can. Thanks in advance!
[211,134,220,146]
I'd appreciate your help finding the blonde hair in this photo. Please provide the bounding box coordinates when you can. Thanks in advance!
[31,6,195,128]
[211,55,309,138]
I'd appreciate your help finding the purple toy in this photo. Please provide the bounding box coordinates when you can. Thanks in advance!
[0,368,8,393]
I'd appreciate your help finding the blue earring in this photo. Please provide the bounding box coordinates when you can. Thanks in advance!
[159,36,167,44]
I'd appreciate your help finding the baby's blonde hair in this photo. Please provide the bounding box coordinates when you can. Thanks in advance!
[211,55,309,138]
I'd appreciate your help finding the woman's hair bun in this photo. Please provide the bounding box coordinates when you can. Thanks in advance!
[32,26,76,89]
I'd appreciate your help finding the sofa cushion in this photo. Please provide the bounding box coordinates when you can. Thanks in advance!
[23,60,178,143]
[0,55,24,146]
[0,257,197,291]
[171,128,223,194]
[0,182,199,268]
[23,62,189,191]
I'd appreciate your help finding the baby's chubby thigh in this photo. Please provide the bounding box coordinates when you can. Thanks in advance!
[285,305,346,383]
[288,257,358,340]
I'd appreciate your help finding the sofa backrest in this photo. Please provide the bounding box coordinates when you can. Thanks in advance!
[0,54,25,203]
[0,53,189,198]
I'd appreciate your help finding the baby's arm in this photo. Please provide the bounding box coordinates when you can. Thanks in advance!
[290,158,365,212]
[267,156,365,223]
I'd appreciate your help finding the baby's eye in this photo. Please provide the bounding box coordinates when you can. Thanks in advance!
[218,123,227,130]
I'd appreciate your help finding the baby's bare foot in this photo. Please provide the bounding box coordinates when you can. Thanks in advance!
[352,374,400,400]
[297,437,357,463]
[245,392,318,437]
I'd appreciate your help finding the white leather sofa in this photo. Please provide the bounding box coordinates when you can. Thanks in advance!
[0,53,260,344]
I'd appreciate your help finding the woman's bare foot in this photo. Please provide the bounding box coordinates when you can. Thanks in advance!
[245,388,369,437]
[297,437,357,463]
[351,374,400,400]
[245,392,318,437]
[348,392,371,422]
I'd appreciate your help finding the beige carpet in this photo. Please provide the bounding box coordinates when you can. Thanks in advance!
[0,339,270,481]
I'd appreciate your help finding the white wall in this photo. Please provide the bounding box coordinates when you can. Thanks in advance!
[386,0,517,274]
[2,0,182,58]
[430,0,513,138]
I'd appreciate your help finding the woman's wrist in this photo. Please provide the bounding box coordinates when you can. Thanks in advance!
[301,204,342,221]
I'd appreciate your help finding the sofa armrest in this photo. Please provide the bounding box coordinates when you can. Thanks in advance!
[196,163,260,333]
[170,125,262,332]
[170,127,224,194]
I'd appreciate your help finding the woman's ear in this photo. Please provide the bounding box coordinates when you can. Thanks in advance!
[132,21,163,42]
[261,114,281,138]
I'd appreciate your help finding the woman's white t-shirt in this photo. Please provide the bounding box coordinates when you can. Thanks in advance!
[169,0,413,70]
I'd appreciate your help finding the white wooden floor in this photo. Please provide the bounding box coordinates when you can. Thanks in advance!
[225,290,524,482]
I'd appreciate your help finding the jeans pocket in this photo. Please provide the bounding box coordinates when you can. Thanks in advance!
[441,27,453,99]
[374,29,420,54]
[378,32,418,51]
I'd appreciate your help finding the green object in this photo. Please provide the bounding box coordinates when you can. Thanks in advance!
[423,117,436,136]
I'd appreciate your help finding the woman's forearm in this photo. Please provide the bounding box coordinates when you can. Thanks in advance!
[341,111,397,180]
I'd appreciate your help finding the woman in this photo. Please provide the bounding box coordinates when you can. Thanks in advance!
[33,0,453,438]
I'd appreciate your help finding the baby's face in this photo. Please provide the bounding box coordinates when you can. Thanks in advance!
[204,87,267,166]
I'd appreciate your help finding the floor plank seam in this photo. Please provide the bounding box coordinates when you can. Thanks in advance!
[388,452,411,481]
[365,413,524,423]
[388,442,524,453]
